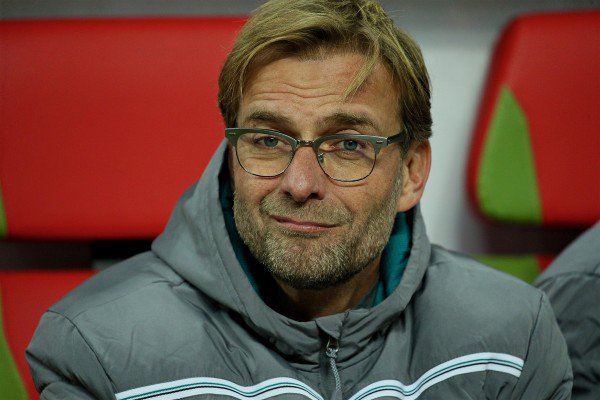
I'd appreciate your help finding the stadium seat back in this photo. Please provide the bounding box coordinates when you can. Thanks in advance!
[0,18,244,239]
[468,11,600,227]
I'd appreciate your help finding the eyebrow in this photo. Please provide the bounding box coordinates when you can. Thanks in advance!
[241,110,292,127]
[320,112,381,133]
[241,109,383,135]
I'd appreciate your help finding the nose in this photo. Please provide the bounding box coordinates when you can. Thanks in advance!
[278,146,327,203]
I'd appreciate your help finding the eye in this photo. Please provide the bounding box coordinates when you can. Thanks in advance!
[342,139,359,151]
[252,135,282,148]
[261,136,280,148]
[321,137,368,152]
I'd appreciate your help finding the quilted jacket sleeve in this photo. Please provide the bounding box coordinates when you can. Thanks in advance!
[511,293,573,399]
[537,272,600,400]
[26,311,116,400]
[535,222,600,400]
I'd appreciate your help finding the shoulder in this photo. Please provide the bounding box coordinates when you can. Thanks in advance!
[409,246,572,393]
[29,252,231,390]
[414,246,548,347]
[25,253,185,399]
[424,245,545,313]
[49,251,187,320]
[45,252,226,337]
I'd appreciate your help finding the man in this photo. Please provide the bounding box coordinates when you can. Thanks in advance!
[535,222,600,399]
[27,0,572,399]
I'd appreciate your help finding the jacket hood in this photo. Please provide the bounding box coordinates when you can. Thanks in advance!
[152,140,432,365]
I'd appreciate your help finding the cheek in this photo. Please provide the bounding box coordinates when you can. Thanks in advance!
[341,172,402,214]
[374,156,403,189]
[233,171,278,212]
[356,171,399,200]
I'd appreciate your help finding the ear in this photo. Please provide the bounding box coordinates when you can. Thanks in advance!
[396,140,432,212]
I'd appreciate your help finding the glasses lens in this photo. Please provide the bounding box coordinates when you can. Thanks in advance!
[318,137,376,181]
[236,132,293,176]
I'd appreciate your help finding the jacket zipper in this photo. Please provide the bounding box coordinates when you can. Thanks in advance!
[325,337,342,400]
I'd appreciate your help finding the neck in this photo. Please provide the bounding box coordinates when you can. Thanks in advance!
[269,256,381,321]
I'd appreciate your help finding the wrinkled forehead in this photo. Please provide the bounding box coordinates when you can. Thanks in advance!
[245,43,398,95]
[241,50,400,126]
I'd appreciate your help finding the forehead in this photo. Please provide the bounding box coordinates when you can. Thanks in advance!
[239,53,400,131]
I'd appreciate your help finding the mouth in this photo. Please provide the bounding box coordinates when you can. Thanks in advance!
[271,216,339,234]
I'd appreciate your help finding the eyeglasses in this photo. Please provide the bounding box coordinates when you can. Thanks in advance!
[225,128,407,182]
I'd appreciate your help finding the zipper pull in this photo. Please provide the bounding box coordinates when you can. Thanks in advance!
[325,337,342,400]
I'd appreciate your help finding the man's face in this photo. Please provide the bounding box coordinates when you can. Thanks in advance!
[231,53,408,290]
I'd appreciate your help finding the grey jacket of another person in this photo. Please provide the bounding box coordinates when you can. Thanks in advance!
[536,222,600,400]
[27,141,572,399]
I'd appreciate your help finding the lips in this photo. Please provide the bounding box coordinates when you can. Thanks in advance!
[272,216,338,233]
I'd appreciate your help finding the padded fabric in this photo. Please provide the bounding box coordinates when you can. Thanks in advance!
[468,12,600,226]
[0,270,95,400]
[0,18,245,239]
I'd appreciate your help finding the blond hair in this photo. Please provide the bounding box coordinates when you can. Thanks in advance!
[218,0,432,145]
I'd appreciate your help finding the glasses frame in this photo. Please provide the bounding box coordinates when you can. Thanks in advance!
[225,127,407,182]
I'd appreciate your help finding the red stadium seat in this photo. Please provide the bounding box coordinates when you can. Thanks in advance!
[468,11,600,227]
[467,11,600,280]
[0,18,245,240]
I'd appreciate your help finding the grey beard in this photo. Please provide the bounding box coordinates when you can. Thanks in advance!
[233,177,402,290]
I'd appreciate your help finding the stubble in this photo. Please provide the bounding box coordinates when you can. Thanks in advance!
[233,175,402,290]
